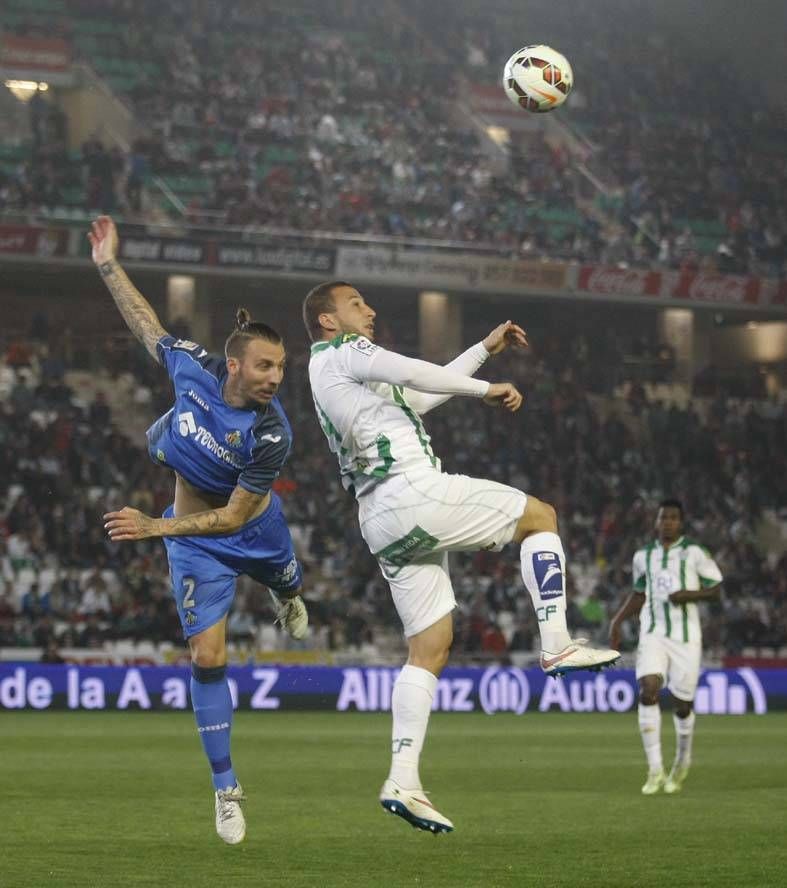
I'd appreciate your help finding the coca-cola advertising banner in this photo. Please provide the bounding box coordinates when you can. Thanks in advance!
[576,266,662,298]
[667,271,762,306]
[574,265,783,310]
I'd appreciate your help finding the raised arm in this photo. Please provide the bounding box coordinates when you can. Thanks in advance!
[88,216,167,363]
[402,342,490,414]
[404,321,528,415]
[346,338,523,411]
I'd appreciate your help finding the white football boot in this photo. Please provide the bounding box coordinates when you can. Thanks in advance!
[664,762,690,794]
[379,778,454,834]
[540,638,620,676]
[215,782,246,844]
[641,770,666,795]
[270,590,308,639]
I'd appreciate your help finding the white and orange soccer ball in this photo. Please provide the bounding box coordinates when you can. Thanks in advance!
[503,44,573,112]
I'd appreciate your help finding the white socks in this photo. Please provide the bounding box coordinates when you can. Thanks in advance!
[388,664,437,790]
[673,711,695,766]
[638,705,696,773]
[520,531,571,652]
[638,703,663,773]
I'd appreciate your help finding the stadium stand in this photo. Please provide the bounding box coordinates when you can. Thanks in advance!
[402,0,787,276]
[3,0,783,272]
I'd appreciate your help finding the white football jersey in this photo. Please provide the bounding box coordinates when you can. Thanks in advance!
[632,536,723,645]
[308,334,488,497]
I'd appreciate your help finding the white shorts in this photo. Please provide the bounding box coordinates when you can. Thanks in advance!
[636,633,702,702]
[358,469,527,637]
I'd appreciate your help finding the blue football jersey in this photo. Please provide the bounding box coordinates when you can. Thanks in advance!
[146,335,293,497]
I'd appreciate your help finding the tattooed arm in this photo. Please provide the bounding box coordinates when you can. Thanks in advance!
[103,487,270,541]
[88,215,167,363]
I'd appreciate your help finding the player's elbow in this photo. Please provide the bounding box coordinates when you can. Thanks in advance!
[398,371,421,391]
[223,491,270,531]
[403,393,434,416]
[217,507,249,534]
[400,367,443,394]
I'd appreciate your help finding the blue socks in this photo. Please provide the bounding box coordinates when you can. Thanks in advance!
[190,663,237,791]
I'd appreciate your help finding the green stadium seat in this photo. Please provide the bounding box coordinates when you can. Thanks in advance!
[162,176,212,196]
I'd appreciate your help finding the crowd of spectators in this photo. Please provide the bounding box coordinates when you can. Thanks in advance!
[1,313,785,665]
[404,0,787,277]
[1,0,785,275]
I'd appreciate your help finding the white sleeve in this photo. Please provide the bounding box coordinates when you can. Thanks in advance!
[343,338,490,398]
[402,342,490,414]
[694,547,723,586]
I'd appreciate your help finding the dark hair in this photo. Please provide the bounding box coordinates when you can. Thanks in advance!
[658,498,684,518]
[302,280,352,341]
[224,307,282,359]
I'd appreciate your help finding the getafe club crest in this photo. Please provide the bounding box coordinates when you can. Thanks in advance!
[225,430,243,448]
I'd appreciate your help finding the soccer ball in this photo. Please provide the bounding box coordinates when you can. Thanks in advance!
[503,45,573,113]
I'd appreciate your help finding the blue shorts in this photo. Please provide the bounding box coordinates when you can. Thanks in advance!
[162,493,303,638]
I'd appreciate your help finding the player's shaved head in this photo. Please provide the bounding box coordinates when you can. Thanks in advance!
[302,281,353,341]
[225,307,282,359]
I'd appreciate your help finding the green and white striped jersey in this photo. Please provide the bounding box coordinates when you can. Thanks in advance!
[308,334,488,497]
[632,536,723,645]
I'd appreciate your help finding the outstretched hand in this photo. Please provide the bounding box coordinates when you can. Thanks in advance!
[483,321,528,355]
[104,506,159,541]
[88,215,119,266]
[483,382,523,412]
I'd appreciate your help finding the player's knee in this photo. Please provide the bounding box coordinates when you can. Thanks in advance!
[433,642,452,674]
[674,699,693,718]
[513,497,558,542]
[407,614,453,676]
[192,650,226,670]
[422,649,450,676]
[540,502,558,533]
[639,685,660,706]
[189,638,226,669]
[638,678,661,706]
[409,637,452,676]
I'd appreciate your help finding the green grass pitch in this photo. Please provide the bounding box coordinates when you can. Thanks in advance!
[4,712,786,888]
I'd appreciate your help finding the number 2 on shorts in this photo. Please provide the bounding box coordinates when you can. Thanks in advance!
[182,577,196,609]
